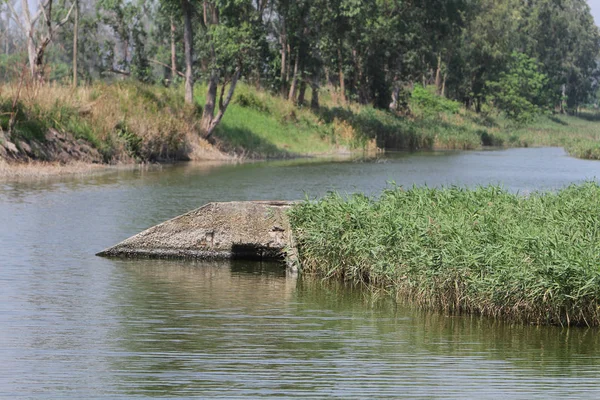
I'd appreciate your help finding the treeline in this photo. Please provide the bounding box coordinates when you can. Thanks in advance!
[0,0,598,132]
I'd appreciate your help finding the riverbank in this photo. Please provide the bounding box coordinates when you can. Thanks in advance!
[0,159,108,179]
[289,182,600,326]
[0,82,356,168]
[1,81,599,172]
[0,158,174,180]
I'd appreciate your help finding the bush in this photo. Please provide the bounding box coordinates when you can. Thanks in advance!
[410,85,461,115]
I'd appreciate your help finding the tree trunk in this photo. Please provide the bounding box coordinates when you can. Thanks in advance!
[389,86,399,111]
[352,48,360,102]
[170,16,177,82]
[285,44,291,91]
[288,48,300,101]
[337,45,346,105]
[18,0,74,83]
[26,36,36,79]
[441,72,447,97]
[279,20,287,97]
[310,76,319,110]
[33,37,51,83]
[435,53,442,95]
[72,0,78,87]
[203,69,241,139]
[182,0,194,104]
[201,70,219,134]
[4,6,9,55]
[297,74,307,106]
[560,84,566,114]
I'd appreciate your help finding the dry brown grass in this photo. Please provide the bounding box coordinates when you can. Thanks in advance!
[1,81,228,162]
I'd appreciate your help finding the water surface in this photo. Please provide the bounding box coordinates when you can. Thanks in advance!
[2,147,600,398]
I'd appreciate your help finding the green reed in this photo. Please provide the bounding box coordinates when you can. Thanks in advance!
[289,183,600,326]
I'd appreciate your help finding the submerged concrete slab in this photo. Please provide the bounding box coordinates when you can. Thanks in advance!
[97,201,299,269]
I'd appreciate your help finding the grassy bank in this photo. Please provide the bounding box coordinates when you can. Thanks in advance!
[0,82,362,164]
[0,82,222,163]
[211,83,600,160]
[289,183,600,326]
[197,84,376,157]
[1,81,599,164]
[510,112,600,160]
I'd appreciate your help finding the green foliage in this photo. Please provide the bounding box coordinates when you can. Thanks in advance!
[486,53,550,123]
[0,54,27,83]
[213,84,600,157]
[96,0,151,82]
[0,100,47,142]
[410,85,461,115]
[290,182,600,326]
[1,0,595,116]
[209,22,260,72]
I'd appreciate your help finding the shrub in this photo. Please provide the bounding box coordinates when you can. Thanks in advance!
[410,85,461,115]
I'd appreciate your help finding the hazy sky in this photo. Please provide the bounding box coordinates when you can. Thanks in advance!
[589,0,600,26]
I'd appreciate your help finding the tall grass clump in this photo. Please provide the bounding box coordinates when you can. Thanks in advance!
[289,182,600,326]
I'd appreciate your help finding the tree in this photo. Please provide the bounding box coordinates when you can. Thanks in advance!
[72,0,78,87]
[486,52,550,122]
[198,0,259,139]
[96,0,150,80]
[181,0,193,103]
[7,0,75,81]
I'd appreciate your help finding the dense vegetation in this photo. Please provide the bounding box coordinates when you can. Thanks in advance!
[0,0,598,163]
[289,183,600,326]
[2,80,600,163]
[0,0,598,130]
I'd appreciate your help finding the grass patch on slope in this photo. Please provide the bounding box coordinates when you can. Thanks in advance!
[509,111,600,160]
[195,83,360,157]
[290,182,600,326]
[1,81,202,162]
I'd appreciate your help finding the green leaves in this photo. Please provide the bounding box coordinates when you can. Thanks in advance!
[410,85,461,115]
[485,52,550,123]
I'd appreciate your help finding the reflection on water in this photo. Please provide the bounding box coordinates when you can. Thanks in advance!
[2,148,600,398]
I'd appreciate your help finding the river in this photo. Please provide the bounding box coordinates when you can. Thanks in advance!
[2,147,600,398]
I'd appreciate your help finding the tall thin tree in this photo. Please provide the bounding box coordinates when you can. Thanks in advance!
[72,0,78,87]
